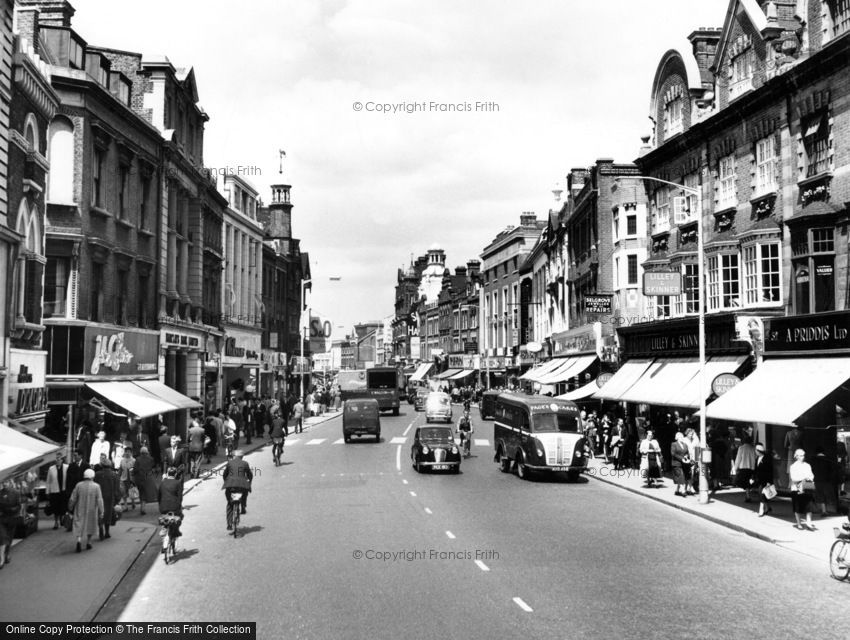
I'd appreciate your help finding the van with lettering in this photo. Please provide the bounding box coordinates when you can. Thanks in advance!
[493,394,586,481]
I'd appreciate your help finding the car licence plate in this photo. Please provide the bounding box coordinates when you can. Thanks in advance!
[552,466,571,472]
[433,464,449,470]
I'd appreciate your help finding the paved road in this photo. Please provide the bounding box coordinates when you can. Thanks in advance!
[115,406,849,640]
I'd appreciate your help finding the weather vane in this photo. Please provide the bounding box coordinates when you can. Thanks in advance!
[279,149,286,174]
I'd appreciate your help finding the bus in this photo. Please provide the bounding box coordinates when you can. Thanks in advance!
[492,393,586,481]
[366,366,400,415]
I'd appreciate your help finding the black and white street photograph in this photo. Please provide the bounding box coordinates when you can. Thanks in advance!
[1,1,850,638]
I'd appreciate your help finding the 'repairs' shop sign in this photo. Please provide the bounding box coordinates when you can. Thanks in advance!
[85,327,159,376]
[765,311,850,354]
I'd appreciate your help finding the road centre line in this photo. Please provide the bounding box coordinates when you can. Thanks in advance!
[333,438,344,444]
[445,531,455,539]
[424,507,433,515]
[402,479,408,485]
[475,560,490,572]
[409,491,417,497]
[403,422,414,436]
[513,597,533,612]
[395,445,401,471]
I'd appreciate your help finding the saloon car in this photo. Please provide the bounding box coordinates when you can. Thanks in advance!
[411,425,461,473]
[424,391,452,423]
[413,388,429,411]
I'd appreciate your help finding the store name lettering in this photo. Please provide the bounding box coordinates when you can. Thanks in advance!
[650,334,698,351]
[780,324,849,344]
[16,387,48,415]
[225,338,259,359]
[91,333,134,374]
[165,332,199,347]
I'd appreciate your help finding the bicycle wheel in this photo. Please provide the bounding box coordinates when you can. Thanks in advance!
[829,539,850,580]
[232,509,240,537]
[165,536,176,564]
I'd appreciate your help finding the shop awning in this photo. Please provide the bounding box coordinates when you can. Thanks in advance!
[85,381,181,419]
[705,357,850,426]
[557,379,600,401]
[593,359,654,401]
[133,380,202,410]
[409,363,433,382]
[520,359,561,382]
[448,369,476,380]
[434,369,461,380]
[672,355,748,408]
[619,357,703,405]
[539,355,597,385]
[0,423,61,484]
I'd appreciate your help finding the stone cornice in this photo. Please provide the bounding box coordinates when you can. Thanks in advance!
[13,51,60,121]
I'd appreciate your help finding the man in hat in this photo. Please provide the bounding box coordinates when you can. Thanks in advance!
[133,446,156,515]
[156,423,171,472]
[68,468,103,552]
[222,450,253,527]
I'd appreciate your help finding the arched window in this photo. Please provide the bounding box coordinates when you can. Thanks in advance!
[47,116,75,203]
[24,113,38,150]
[15,201,45,325]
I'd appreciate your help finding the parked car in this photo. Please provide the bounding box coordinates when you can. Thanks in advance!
[342,398,381,443]
[425,391,452,423]
[411,425,461,473]
[413,388,429,412]
[479,390,500,420]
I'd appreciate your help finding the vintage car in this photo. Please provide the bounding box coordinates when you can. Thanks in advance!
[411,425,461,473]
[479,390,500,420]
[425,391,452,423]
[413,388,429,411]
[342,398,381,443]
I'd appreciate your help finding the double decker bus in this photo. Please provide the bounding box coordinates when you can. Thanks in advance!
[493,394,586,481]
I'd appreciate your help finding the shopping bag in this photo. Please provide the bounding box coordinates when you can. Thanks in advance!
[762,483,777,500]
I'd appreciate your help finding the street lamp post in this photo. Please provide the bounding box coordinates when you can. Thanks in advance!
[617,175,708,505]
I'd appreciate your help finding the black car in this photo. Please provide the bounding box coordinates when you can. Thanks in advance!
[479,390,500,420]
[413,388,428,411]
[411,426,461,473]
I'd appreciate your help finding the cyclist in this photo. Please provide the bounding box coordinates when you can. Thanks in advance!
[270,411,287,466]
[222,450,252,530]
[222,413,237,459]
[457,409,473,458]
[157,467,183,554]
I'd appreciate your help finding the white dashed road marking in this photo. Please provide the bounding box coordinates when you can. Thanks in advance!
[395,445,401,471]
[424,507,433,515]
[402,479,409,485]
[513,597,533,612]
[306,439,326,445]
[446,531,455,539]
[403,422,414,436]
[475,560,490,572]
[409,491,417,497]
[333,438,344,444]
[474,439,489,447]
[390,437,407,444]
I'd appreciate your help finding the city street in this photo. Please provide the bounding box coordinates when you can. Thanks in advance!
[109,407,849,640]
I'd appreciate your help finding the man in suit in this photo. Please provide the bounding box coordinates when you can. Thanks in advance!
[222,450,253,526]
[156,424,171,471]
[130,420,150,457]
[162,435,187,482]
[66,450,89,494]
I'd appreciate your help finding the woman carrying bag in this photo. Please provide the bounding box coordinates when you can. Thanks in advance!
[789,448,815,530]
[753,443,774,517]
[639,429,663,488]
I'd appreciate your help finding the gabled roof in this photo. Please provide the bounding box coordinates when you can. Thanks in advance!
[711,0,798,73]
[176,66,199,103]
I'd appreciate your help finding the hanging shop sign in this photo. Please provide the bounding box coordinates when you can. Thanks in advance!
[222,330,262,366]
[584,295,613,314]
[551,323,602,356]
[596,372,614,388]
[711,373,741,396]
[764,310,850,354]
[85,327,159,376]
[8,351,48,419]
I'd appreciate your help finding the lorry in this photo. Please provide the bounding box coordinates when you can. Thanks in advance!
[337,367,400,415]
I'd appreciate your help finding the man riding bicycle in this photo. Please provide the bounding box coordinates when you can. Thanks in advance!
[270,411,287,466]
[222,450,252,530]
[157,467,183,554]
[457,409,473,458]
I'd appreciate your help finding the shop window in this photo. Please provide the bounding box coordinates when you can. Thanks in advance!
[754,136,777,196]
[707,253,740,311]
[743,242,781,306]
[717,154,737,209]
[802,112,830,178]
[792,227,836,314]
[47,117,75,203]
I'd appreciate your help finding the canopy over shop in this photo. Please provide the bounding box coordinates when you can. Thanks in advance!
[0,421,61,484]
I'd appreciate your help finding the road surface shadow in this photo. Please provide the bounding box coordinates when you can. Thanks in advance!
[171,547,200,563]
[234,525,263,537]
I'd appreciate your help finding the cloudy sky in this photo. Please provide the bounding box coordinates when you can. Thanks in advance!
[74,0,729,336]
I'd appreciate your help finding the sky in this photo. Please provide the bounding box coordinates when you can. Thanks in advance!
[72,0,730,337]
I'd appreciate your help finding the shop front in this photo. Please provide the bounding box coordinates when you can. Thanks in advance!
[443,354,478,386]
[221,329,262,403]
[160,326,207,434]
[480,355,509,390]
[259,350,288,400]
[706,310,850,490]
[521,324,604,397]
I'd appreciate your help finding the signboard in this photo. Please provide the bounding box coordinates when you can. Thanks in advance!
[309,315,333,354]
[643,271,682,296]
[9,350,48,419]
[596,372,613,388]
[551,323,602,356]
[290,355,311,375]
[711,373,741,396]
[584,295,613,314]
[764,310,850,353]
[85,327,159,376]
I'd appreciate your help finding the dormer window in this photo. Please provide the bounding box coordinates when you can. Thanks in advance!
[729,46,754,99]
[652,188,670,234]
[717,154,737,209]
[826,0,850,39]
[662,86,684,139]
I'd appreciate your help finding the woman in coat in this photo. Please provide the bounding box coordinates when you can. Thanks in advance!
[94,457,121,540]
[68,469,103,552]
[639,428,663,487]
[753,443,774,517]
[132,447,157,515]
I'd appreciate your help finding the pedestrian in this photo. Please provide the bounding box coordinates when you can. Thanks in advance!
[812,447,838,518]
[684,427,699,495]
[66,450,89,494]
[671,432,690,497]
[0,479,22,567]
[241,399,253,445]
[222,450,253,520]
[129,420,150,456]
[789,448,816,530]
[187,413,206,479]
[46,452,70,530]
[202,414,217,464]
[68,468,103,553]
[132,446,156,515]
[291,396,304,434]
[111,430,131,470]
[118,449,137,511]
[162,435,188,482]
[89,430,111,467]
[75,420,94,464]
[229,401,243,449]
[734,436,757,502]
[253,400,267,440]
[639,429,663,488]
[610,418,624,469]
[156,423,170,471]
[753,443,774,517]
[94,455,121,540]
[710,429,731,490]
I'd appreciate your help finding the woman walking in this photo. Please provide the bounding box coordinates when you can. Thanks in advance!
[753,443,774,517]
[68,468,103,552]
[639,429,663,488]
[789,448,815,530]
[94,455,121,540]
[118,449,136,511]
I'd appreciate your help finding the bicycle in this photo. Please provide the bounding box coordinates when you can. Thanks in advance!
[829,518,850,581]
[226,490,245,537]
[459,428,473,458]
[223,434,235,460]
[272,437,285,466]
[158,513,182,564]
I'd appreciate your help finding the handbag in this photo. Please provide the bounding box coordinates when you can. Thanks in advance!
[128,486,140,503]
[62,513,73,531]
[762,483,777,500]
[801,478,815,493]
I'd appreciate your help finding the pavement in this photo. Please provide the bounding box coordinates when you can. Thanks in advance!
[0,409,343,623]
[583,455,848,562]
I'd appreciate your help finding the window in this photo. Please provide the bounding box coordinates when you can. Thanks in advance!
[47,117,74,203]
[24,119,36,149]
[614,257,620,289]
[663,97,683,138]
[655,296,671,319]
[754,136,777,196]
[682,173,699,223]
[140,175,150,230]
[653,188,670,233]
[97,63,108,88]
[116,77,130,106]
[90,261,104,322]
[626,212,637,236]
[44,257,70,318]
[729,48,754,98]
[802,113,830,178]
[627,255,638,286]
[830,0,850,37]
[118,164,130,219]
[707,254,740,310]
[718,154,737,209]
[674,263,700,315]
[92,149,105,208]
[792,227,836,314]
[138,273,149,328]
[743,243,781,306]
[612,209,620,241]
[69,37,84,69]
[115,267,129,324]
